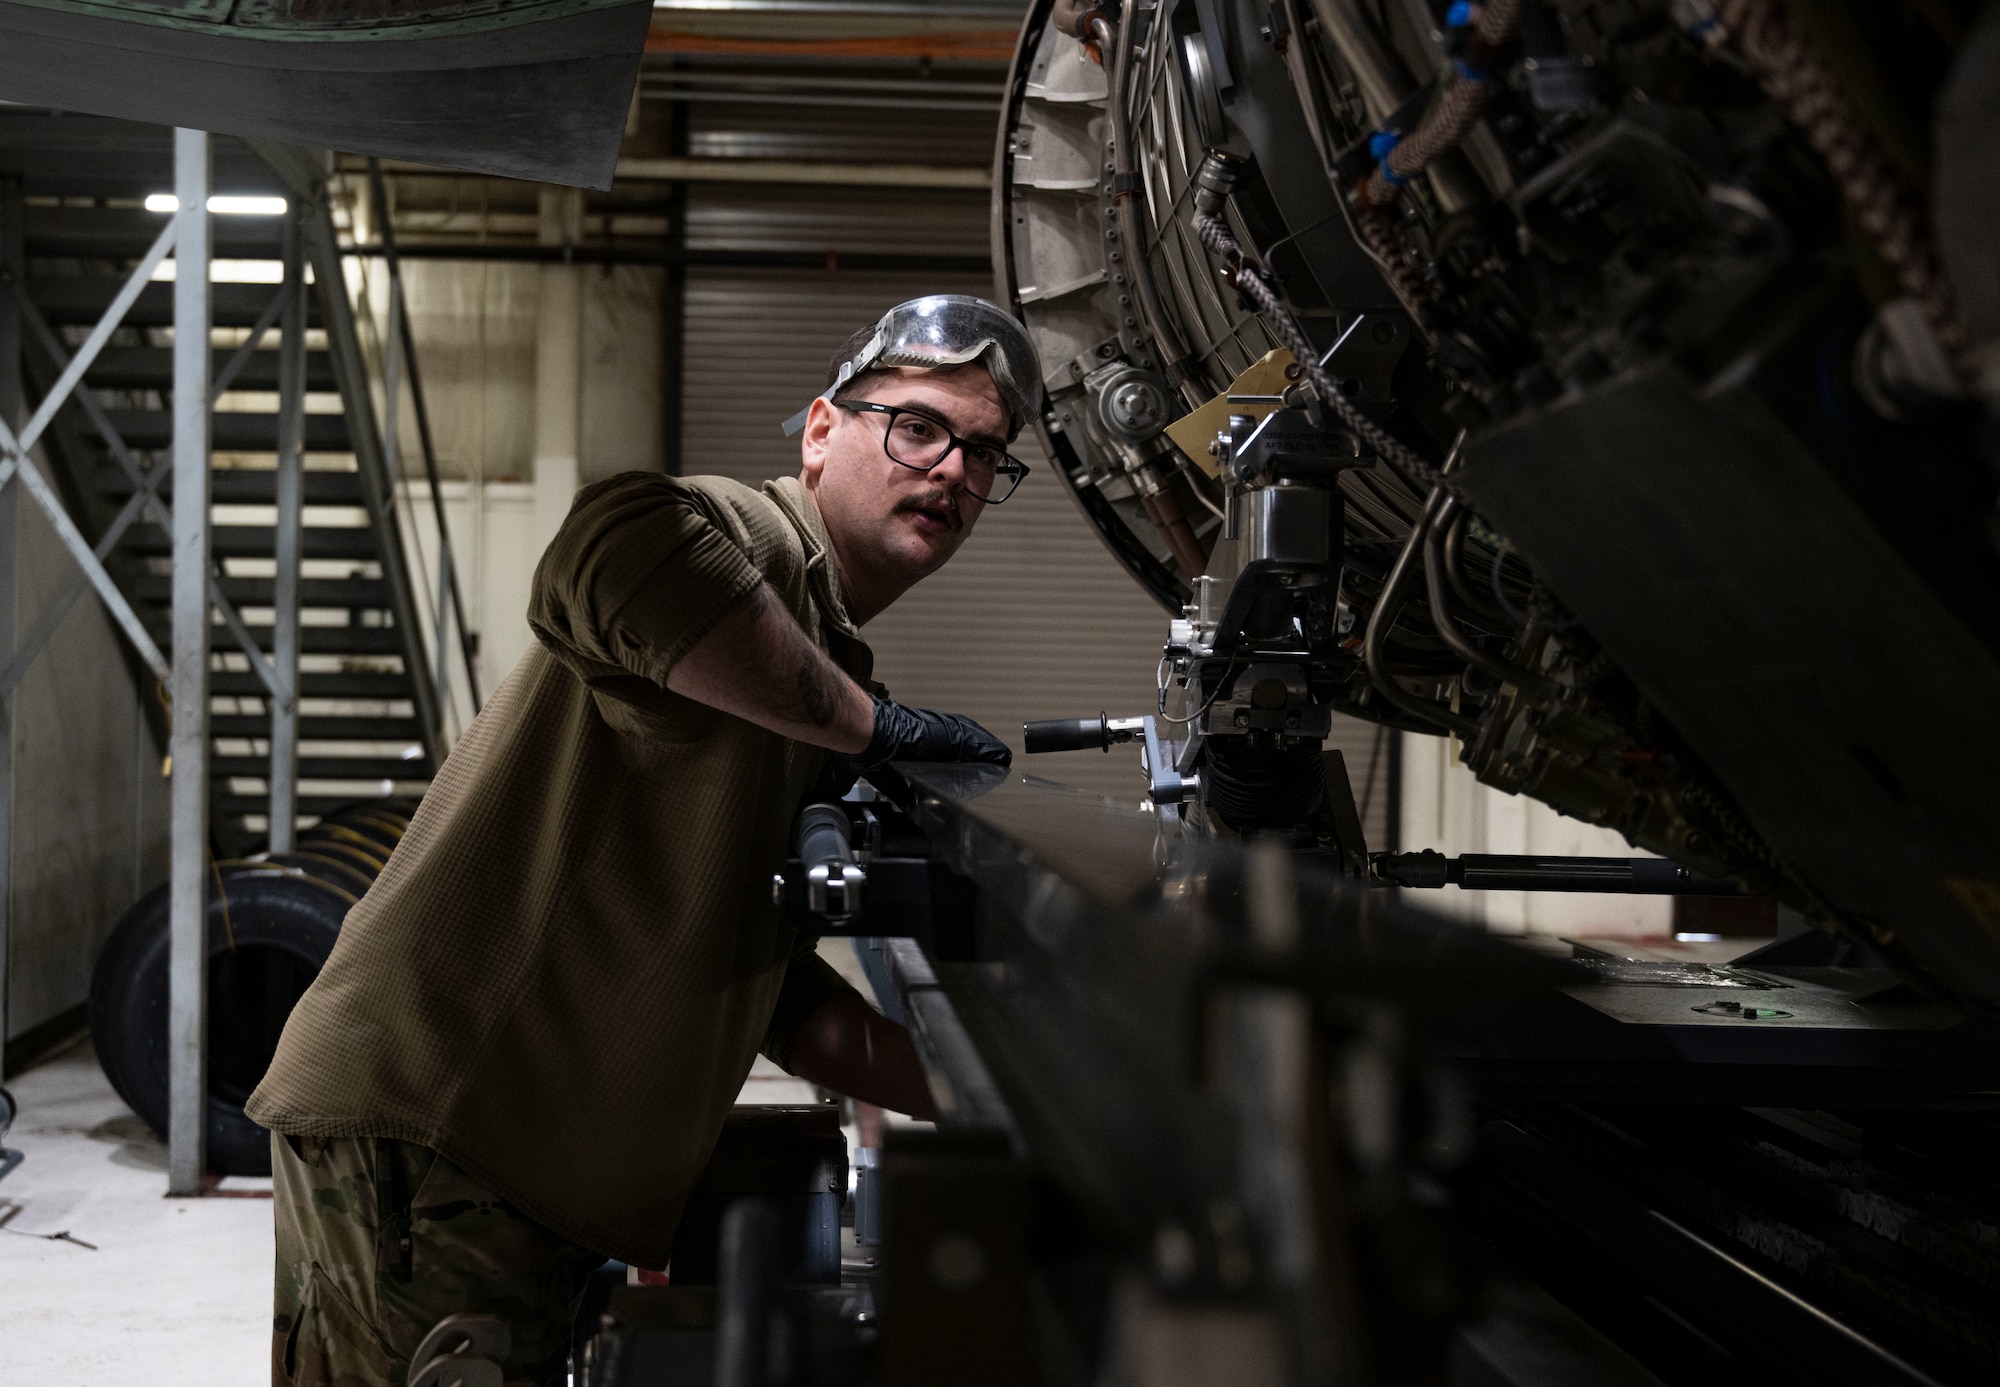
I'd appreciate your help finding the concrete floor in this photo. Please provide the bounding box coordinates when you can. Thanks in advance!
[1,1035,275,1385]
[0,942,885,1382]
[0,1040,858,1385]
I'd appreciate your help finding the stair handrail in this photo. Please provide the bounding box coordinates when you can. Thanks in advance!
[366,157,483,723]
[296,186,447,769]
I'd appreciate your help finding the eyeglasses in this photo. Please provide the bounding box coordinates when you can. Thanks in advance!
[836,400,1030,504]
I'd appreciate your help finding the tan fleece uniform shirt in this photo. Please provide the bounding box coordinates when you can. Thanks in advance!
[248,472,866,1268]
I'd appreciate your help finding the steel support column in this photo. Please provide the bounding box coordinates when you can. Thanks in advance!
[660,80,689,477]
[0,180,21,1075]
[166,128,211,1196]
[269,205,304,854]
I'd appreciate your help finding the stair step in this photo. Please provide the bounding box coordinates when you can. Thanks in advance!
[122,524,380,559]
[22,205,289,259]
[27,279,319,329]
[96,409,349,452]
[212,755,433,780]
[216,794,427,821]
[147,620,402,656]
[133,573,389,607]
[213,670,414,698]
[210,714,425,740]
[103,468,364,506]
[86,347,339,393]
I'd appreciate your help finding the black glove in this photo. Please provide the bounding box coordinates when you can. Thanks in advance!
[859,696,1012,769]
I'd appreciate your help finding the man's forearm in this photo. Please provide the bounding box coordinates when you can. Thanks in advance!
[784,994,939,1121]
[666,582,875,753]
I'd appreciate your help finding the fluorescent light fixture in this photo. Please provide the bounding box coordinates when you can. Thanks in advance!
[1674,932,1724,943]
[150,259,286,284]
[144,194,289,215]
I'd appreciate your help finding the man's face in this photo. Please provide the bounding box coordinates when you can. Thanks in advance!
[799,362,1009,611]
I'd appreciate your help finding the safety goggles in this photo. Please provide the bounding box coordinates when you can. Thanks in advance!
[783,295,1043,441]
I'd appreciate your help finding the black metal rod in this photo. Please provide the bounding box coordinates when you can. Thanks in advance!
[797,802,852,869]
[366,158,482,717]
[1376,850,1742,894]
[715,1198,779,1387]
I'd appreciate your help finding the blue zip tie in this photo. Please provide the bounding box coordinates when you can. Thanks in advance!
[1445,1,1475,26]
[1454,57,1494,84]
[1367,129,1411,186]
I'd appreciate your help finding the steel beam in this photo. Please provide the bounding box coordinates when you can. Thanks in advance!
[269,208,304,853]
[0,180,20,1076]
[166,128,210,1197]
[4,291,271,697]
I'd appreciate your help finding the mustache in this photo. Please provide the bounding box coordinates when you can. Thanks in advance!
[895,489,964,532]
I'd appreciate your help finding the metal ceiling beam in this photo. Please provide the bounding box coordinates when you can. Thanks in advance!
[343,244,991,273]
[616,155,990,187]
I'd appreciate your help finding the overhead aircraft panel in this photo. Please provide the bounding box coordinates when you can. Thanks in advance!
[0,0,651,187]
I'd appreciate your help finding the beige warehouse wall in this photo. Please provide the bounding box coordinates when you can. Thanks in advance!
[5,487,169,1045]
[369,258,664,487]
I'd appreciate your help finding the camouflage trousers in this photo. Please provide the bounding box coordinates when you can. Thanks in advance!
[271,1132,606,1387]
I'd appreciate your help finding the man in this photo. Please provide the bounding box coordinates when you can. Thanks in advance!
[247,296,1040,1386]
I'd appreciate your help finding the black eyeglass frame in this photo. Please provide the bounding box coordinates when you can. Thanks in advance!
[835,399,1030,504]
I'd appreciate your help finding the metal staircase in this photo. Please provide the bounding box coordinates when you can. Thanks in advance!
[0,111,442,856]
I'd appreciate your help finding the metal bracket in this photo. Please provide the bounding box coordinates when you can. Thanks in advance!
[776,856,977,960]
[808,860,868,919]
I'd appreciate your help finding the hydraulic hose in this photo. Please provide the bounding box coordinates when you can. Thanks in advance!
[1362,484,1481,739]
[1423,495,1559,697]
[1359,0,1525,209]
[1441,503,1515,628]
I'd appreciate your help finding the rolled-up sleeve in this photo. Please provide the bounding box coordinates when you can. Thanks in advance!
[528,474,767,687]
[760,945,864,1073]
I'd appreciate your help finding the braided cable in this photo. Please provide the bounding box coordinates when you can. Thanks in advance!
[1715,0,1975,387]
[1364,78,1494,207]
[1195,211,1445,491]
[1360,0,1524,208]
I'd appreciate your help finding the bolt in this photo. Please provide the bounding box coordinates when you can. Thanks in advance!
[1234,709,1250,727]
[1373,319,1398,343]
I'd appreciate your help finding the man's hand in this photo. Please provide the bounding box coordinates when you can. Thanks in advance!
[861,697,1012,769]
[666,583,876,753]
[784,994,939,1121]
